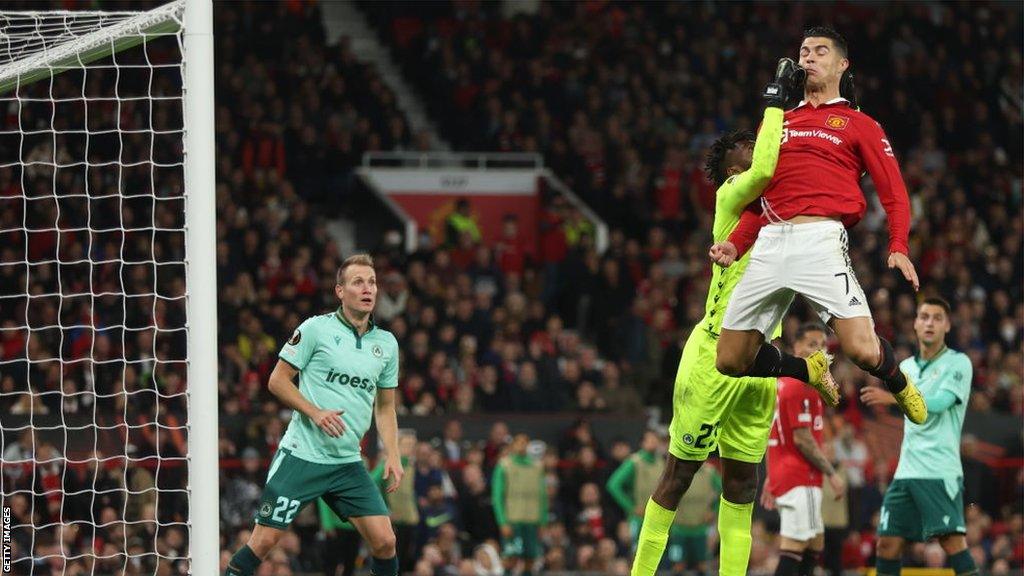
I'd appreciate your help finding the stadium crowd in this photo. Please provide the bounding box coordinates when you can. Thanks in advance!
[0,0,1021,574]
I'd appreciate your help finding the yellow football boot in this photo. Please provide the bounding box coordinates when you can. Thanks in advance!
[893,375,928,425]
[805,350,840,407]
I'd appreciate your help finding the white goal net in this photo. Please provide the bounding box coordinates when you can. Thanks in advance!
[0,1,217,574]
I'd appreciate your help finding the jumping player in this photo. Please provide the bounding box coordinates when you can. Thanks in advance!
[631,59,832,576]
[710,26,927,425]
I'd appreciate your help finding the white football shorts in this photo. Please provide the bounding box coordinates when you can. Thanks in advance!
[777,485,825,541]
[722,219,871,336]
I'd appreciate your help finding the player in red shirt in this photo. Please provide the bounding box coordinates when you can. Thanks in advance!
[708,26,927,425]
[762,323,846,576]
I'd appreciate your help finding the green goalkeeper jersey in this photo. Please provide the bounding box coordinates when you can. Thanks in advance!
[701,107,785,337]
[894,347,972,482]
[278,308,399,465]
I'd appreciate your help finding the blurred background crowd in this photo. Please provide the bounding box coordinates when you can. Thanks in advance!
[0,0,1021,574]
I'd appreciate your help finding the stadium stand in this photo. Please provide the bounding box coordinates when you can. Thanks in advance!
[0,0,1021,574]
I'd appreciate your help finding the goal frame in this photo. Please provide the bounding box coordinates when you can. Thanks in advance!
[182,0,219,573]
[0,0,219,571]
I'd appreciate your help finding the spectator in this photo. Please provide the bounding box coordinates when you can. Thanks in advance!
[418,483,458,548]
[376,271,409,322]
[599,362,644,414]
[445,198,482,248]
[221,447,265,533]
[457,463,499,549]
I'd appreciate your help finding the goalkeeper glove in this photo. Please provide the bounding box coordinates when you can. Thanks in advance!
[763,57,806,109]
[840,69,858,109]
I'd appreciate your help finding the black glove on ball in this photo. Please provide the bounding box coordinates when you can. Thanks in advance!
[763,57,806,109]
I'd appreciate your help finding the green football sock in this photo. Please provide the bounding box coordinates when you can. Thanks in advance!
[718,496,753,576]
[225,545,261,576]
[876,557,902,576]
[370,555,398,576]
[949,549,978,576]
[630,498,676,576]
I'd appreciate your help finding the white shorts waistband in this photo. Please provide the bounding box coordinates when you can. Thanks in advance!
[757,219,844,237]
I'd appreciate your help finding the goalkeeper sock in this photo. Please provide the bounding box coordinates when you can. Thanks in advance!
[747,343,809,381]
[876,557,901,576]
[800,549,820,576]
[718,497,754,576]
[949,549,979,576]
[371,555,399,576]
[225,545,261,576]
[868,337,908,393]
[630,498,676,576]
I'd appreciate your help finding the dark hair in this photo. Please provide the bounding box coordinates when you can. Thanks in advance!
[920,297,952,315]
[795,321,828,342]
[804,26,848,57]
[704,130,755,187]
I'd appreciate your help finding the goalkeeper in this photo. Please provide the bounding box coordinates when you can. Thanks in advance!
[631,59,834,576]
[225,254,402,576]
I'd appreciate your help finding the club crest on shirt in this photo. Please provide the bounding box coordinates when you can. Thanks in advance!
[288,330,301,346]
[372,344,384,358]
[259,502,273,517]
[825,114,849,130]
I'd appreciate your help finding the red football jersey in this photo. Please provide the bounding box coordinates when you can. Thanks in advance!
[767,377,825,496]
[729,98,911,257]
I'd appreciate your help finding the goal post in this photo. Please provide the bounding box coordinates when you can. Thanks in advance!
[182,0,219,573]
[0,0,218,573]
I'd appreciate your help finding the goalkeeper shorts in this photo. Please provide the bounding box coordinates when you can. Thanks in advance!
[668,328,776,464]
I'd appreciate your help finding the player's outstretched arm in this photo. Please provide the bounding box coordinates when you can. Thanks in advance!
[717,58,801,215]
[719,109,784,219]
[374,388,403,493]
[268,359,346,437]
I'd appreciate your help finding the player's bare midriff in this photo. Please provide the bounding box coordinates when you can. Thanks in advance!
[785,215,840,224]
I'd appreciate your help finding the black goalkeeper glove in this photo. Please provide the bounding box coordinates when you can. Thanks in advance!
[840,69,858,109]
[762,57,806,109]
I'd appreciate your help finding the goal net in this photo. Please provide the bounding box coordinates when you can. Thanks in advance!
[0,1,217,574]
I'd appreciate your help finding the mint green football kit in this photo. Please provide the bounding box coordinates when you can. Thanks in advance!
[878,348,972,541]
[255,310,399,529]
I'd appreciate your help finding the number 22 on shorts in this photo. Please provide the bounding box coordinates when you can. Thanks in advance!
[272,496,300,523]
